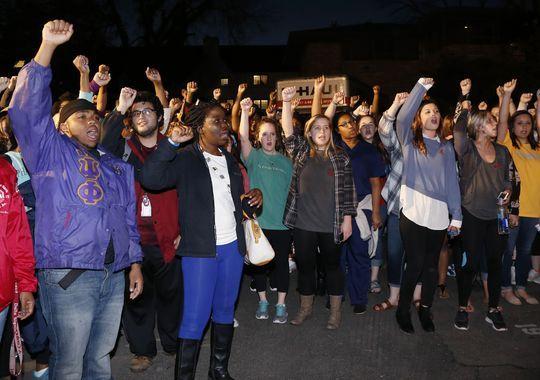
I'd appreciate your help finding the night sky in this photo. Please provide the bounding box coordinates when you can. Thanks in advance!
[187,0,507,45]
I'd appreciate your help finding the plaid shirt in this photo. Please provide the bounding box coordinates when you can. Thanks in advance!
[378,112,402,216]
[283,135,357,243]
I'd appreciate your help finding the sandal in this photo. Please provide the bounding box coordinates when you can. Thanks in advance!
[515,289,539,305]
[370,280,382,294]
[373,299,395,312]
[438,284,450,299]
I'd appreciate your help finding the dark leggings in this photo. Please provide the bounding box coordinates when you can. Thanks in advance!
[456,208,506,309]
[293,228,344,296]
[397,212,446,312]
[253,229,292,293]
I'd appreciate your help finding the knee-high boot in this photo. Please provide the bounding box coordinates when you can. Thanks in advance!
[174,338,201,380]
[208,323,235,380]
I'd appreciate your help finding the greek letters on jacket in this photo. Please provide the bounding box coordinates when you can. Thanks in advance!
[8,60,142,271]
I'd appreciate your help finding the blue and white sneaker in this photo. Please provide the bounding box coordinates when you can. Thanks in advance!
[255,300,269,320]
[447,264,456,277]
[273,304,288,324]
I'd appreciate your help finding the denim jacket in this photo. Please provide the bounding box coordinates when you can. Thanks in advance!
[8,60,142,271]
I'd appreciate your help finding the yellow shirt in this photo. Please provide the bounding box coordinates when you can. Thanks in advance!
[502,133,540,217]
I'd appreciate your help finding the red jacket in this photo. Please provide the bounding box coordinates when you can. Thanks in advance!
[0,159,36,312]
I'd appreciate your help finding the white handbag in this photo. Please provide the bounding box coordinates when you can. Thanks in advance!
[243,213,275,266]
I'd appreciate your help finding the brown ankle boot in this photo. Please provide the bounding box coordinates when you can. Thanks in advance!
[290,295,314,325]
[326,295,342,330]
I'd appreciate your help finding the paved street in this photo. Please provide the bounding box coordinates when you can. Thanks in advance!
[106,272,540,380]
[16,272,540,379]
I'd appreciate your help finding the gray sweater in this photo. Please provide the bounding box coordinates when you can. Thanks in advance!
[396,81,462,223]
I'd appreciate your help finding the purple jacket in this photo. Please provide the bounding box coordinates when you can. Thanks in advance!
[8,60,142,271]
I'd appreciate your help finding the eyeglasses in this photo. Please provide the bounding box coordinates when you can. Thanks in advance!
[338,120,356,129]
[206,118,230,128]
[131,108,156,118]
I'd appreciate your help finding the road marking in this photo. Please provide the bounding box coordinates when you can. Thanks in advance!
[515,324,540,335]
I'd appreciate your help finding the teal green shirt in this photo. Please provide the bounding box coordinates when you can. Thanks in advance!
[245,149,293,230]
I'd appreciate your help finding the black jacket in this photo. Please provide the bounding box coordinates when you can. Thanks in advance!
[140,139,246,257]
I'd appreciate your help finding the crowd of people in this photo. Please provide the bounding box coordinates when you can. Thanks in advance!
[0,19,539,380]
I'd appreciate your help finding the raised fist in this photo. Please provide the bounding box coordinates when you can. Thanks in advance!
[357,101,370,116]
[0,77,8,92]
[520,93,533,104]
[349,95,360,108]
[314,75,325,92]
[213,88,221,100]
[98,64,109,74]
[186,81,198,94]
[269,90,278,102]
[373,85,380,94]
[42,20,74,46]
[73,55,90,74]
[240,98,253,113]
[419,78,434,87]
[169,98,182,112]
[7,76,17,92]
[117,87,137,114]
[281,86,296,102]
[169,122,194,144]
[93,71,111,87]
[332,91,345,105]
[460,78,472,95]
[496,86,504,98]
[503,79,517,94]
[291,97,300,110]
[145,67,162,83]
[237,83,248,96]
[266,104,277,118]
[393,92,409,106]
[478,101,488,111]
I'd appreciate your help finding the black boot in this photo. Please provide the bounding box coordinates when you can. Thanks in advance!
[208,323,235,380]
[396,308,414,334]
[175,338,201,380]
[418,305,435,332]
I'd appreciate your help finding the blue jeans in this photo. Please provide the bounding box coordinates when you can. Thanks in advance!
[179,240,244,340]
[0,307,8,342]
[342,218,371,306]
[38,264,125,380]
[387,212,404,288]
[502,217,540,289]
[371,203,387,268]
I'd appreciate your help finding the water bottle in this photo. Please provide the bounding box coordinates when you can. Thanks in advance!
[497,198,509,235]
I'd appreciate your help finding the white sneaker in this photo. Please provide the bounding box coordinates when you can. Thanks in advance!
[511,266,516,285]
[528,269,540,282]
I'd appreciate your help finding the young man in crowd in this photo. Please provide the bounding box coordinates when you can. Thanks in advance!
[102,86,182,373]
[8,20,143,379]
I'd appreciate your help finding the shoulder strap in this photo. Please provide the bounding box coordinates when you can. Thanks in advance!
[122,139,132,162]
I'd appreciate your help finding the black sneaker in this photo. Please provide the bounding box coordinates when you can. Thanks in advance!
[485,309,508,332]
[454,309,469,331]
[353,304,367,315]
[249,279,256,292]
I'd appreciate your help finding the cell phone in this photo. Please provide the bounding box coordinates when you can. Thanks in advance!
[497,191,509,202]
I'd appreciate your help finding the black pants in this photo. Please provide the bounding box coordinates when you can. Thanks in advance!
[293,228,344,296]
[456,208,506,309]
[397,212,446,312]
[253,229,292,293]
[122,245,183,356]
